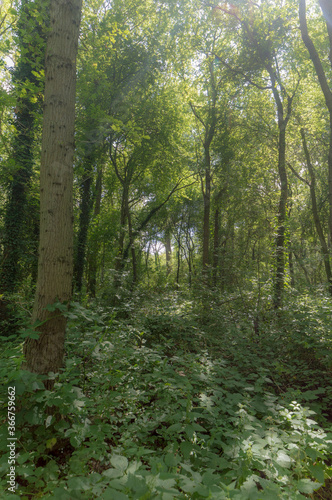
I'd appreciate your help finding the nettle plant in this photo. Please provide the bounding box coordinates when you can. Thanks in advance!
[0,297,331,499]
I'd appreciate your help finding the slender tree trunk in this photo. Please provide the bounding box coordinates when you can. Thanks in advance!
[165,231,172,276]
[289,129,332,293]
[74,154,94,292]
[190,59,217,279]
[176,242,181,285]
[289,251,295,288]
[300,0,332,244]
[114,183,128,292]
[302,129,332,293]
[87,166,103,297]
[202,147,211,272]
[213,205,220,286]
[264,61,293,308]
[274,122,288,308]
[293,251,311,286]
[23,0,82,379]
[127,206,137,286]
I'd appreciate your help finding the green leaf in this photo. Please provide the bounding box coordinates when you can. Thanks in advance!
[180,441,193,459]
[308,465,325,484]
[167,422,182,433]
[296,479,322,494]
[110,455,128,472]
[103,468,123,479]
[276,451,292,468]
[164,453,179,467]
[101,489,129,500]
[46,437,57,450]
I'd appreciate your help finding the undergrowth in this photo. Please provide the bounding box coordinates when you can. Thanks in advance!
[0,287,331,499]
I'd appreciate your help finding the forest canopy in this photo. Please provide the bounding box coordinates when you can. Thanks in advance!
[0,0,332,498]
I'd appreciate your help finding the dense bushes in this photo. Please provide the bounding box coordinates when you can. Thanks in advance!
[0,288,331,498]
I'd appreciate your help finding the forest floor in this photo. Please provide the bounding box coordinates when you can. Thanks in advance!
[0,286,332,499]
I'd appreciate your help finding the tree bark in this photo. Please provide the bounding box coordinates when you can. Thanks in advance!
[190,59,218,278]
[289,129,332,294]
[127,203,137,286]
[202,146,212,272]
[87,166,103,297]
[0,0,45,293]
[264,64,292,309]
[165,231,172,276]
[212,205,220,286]
[274,114,289,308]
[23,0,82,378]
[74,154,94,292]
[299,0,332,243]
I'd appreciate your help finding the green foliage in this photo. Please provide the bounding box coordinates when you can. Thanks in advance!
[2,0,332,497]
[1,291,331,498]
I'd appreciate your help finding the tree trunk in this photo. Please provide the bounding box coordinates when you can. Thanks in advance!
[190,59,217,279]
[274,121,288,308]
[213,205,220,286]
[0,0,45,293]
[299,0,332,244]
[87,166,103,297]
[289,129,332,293]
[176,241,181,285]
[202,147,211,272]
[293,251,311,286]
[265,63,292,309]
[127,205,137,286]
[165,231,172,276]
[302,129,332,293]
[289,251,295,288]
[74,154,94,292]
[23,0,82,379]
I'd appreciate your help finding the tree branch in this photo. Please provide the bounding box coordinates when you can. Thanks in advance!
[122,176,197,262]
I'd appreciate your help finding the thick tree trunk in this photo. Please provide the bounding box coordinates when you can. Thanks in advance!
[23,0,82,378]
[0,0,45,293]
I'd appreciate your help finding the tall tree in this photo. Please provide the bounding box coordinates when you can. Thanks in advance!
[0,0,45,293]
[23,0,82,380]
[190,56,218,274]
[288,127,332,293]
[299,0,332,244]
[213,1,299,306]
